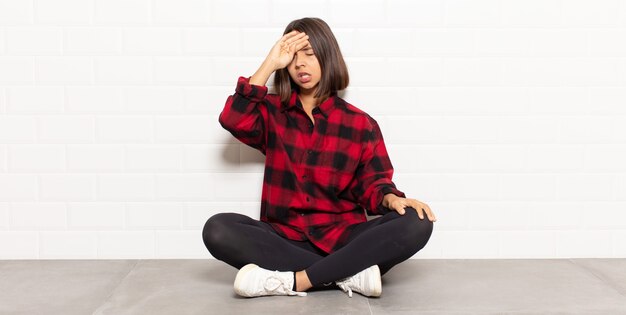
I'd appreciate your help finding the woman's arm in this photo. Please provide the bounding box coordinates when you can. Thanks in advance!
[250,31,309,86]
[218,31,310,153]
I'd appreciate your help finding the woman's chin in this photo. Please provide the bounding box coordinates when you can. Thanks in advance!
[296,82,319,94]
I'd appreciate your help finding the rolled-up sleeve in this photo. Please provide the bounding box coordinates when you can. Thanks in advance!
[218,76,269,153]
[353,117,406,215]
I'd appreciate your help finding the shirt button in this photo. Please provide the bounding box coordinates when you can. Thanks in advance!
[306,197,310,202]
[307,150,312,155]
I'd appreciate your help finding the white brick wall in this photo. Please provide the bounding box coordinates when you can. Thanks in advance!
[0,0,625,259]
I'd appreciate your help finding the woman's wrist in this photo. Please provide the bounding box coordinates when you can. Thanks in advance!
[250,60,277,86]
[383,193,399,208]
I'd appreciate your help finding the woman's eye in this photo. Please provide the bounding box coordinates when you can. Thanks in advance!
[305,53,314,56]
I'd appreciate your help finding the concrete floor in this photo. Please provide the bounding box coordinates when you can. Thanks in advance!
[1,259,625,314]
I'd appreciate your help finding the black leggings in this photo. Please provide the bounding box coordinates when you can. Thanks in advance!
[202,208,433,287]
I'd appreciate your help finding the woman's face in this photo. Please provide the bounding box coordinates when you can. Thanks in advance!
[287,33,322,95]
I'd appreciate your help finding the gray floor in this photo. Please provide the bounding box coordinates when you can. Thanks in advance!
[1,259,626,314]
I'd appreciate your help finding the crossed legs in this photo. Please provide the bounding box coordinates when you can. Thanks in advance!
[202,208,433,290]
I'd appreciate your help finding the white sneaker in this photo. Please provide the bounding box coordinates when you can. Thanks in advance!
[234,264,307,297]
[335,265,382,298]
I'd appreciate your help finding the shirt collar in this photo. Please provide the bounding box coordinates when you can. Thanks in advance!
[280,90,338,118]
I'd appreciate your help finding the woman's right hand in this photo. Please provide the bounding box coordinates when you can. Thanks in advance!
[266,30,310,71]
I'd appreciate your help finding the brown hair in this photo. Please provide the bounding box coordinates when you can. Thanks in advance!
[274,17,349,105]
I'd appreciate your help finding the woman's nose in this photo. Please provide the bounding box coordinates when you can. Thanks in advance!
[294,53,305,67]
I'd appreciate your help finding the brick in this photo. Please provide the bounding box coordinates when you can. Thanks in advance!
[499,174,557,201]
[0,0,33,24]
[127,202,183,229]
[526,145,584,172]
[445,0,501,27]
[211,173,262,202]
[156,231,207,258]
[529,30,587,56]
[125,87,183,113]
[0,115,37,143]
[210,0,269,26]
[211,57,261,85]
[474,29,531,56]
[6,27,62,54]
[412,29,474,56]
[96,116,153,143]
[40,174,95,201]
[34,0,93,25]
[155,115,235,143]
[10,202,67,229]
[154,0,210,25]
[7,87,64,113]
[0,57,35,84]
[329,0,385,27]
[8,144,65,172]
[556,230,612,258]
[500,0,561,27]
[95,57,153,84]
[440,174,500,202]
[183,202,241,228]
[39,116,94,143]
[68,202,125,229]
[467,201,532,231]
[0,175,38,201]
[183,144,239,172]
[98,231,155,258]
[97,174,155,201]
[67,144,124,171]
[562,0,622,27]
[184,86,233,114]
[94,0,151,25]
[500,231,556,258]
[155,174,213,201]
[123,28,182,54]
[583,203,626,229]
[64,27,121,54]
[556,174,614,201]
[528,87,587,114]
[440,231,499,258]
[40,232,97,258]
[66,86,124,112]
[183,28,239,55]
[0,202,7,229]
[126,144,183,171]
[154,57,211,84]
[386,0,444,26]
[469,145,526,172]
[353,29,414,57]
[442,58,502,86]
[584,145,626,172]
[36,57,93,84]
[0,232,38,259]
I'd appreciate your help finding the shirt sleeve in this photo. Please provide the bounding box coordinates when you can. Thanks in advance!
[353,117,406,215]
[218,76,269,154]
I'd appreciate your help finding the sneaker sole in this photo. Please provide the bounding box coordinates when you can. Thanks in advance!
[369,265,382,297]
[234,263,259,297]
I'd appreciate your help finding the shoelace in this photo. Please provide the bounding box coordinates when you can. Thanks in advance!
[336,277,354,298]
[264,272,307,297]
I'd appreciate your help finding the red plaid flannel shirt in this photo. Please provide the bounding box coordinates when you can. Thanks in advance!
[219,76,405,253]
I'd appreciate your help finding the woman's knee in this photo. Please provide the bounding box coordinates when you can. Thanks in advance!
[202,212,239,253]
[398,207,434,250]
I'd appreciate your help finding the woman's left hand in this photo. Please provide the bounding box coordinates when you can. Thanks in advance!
[385,194,437,222]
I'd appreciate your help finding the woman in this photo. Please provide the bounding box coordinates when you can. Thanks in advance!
[203,17,436,298]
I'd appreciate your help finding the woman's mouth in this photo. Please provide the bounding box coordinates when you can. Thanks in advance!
[297,72,312,83]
